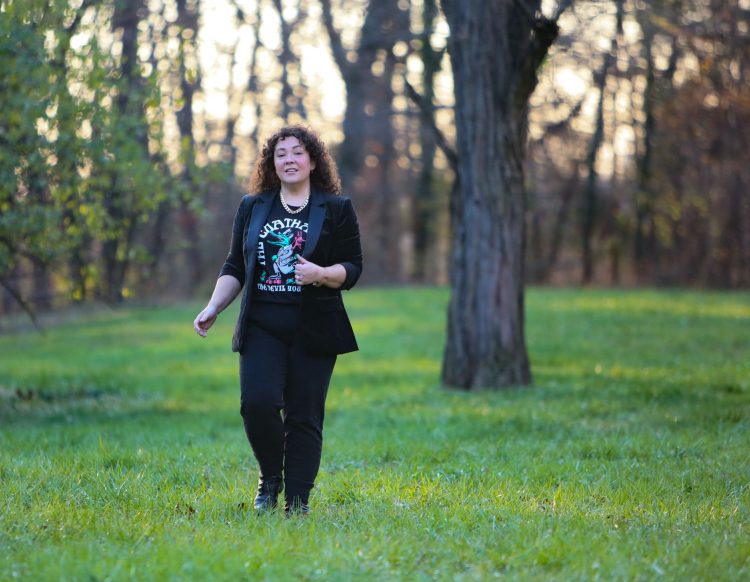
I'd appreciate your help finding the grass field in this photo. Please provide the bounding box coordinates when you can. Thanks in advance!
[1,287,748,581]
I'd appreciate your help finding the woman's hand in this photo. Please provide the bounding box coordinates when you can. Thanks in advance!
[193,304,219,337]
[295,256,347,289]
[294,256,324,286]
[192,275,241,338]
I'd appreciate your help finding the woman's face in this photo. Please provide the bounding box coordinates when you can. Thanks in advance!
[274,136,316,188]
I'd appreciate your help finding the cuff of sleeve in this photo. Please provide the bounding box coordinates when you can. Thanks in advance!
[340,262,360,290]
[218,266,244,287]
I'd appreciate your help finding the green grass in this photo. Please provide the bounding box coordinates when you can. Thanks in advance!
[1,287,748,581]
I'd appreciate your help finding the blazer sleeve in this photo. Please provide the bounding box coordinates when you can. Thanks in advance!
[330,197,363,290]
[218,195,250,287]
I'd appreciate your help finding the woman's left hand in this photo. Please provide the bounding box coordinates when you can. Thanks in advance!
[294,256,324,286]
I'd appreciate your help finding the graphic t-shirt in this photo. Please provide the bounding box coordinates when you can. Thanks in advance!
[253,196,310,304]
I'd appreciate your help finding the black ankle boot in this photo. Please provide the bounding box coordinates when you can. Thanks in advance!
[284,497,310,516]
[254,475,283,511]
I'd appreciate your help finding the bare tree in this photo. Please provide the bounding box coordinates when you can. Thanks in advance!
[272,0,308,120]
[581,0,623,284]
[412,0,444,282]
[320,0,410,280]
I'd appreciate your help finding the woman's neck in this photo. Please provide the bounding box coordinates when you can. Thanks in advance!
[280,182,310,202]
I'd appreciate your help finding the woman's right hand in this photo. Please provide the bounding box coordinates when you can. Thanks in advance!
[193,304,219,337]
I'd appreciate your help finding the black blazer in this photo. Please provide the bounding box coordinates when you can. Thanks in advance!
[219,188,363,355]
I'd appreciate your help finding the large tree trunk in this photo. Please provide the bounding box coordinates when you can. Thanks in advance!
[440,0,560,389]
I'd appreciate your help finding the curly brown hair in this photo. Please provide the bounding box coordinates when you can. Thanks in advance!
[250,124,342,195]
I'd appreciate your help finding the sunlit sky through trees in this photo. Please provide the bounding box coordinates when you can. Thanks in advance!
[194,0,456,178]
[58,0,710,181]
[194,0,683,181]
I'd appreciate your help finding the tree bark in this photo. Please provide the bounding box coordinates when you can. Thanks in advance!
[440,0,560,389]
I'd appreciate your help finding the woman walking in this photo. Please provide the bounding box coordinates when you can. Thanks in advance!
[193,125,362,515]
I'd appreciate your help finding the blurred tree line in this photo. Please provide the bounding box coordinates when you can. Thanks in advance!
[526,0,749,287]
[1,0,747,323]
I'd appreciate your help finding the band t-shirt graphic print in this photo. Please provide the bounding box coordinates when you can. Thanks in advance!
[253,197,310,304]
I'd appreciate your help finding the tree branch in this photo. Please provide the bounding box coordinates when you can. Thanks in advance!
[319,0,351,80]
[553,0,575,21]
[511,0,539,26]
[403,78,458,172]
[514,0,567,105]
[541,96,584,135]
[0,275,44,333]
[65,0,97,35]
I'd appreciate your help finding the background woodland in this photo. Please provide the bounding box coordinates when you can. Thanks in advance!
[2,0,748,322]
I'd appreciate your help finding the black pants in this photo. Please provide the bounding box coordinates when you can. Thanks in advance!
[239,301,336,506]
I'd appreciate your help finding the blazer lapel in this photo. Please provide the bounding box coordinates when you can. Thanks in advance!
[245,190,276,258]
[303,189,326,259]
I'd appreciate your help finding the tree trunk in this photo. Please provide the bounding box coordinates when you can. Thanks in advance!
[581,51,609,284]
[272,0,306,120]
[48,6,90,304]
[31,258,52,311]
[413,0,442,282]
[581,0,621,284]
[68,236,89,302]
[440,0,560,389]
[176,0,202,290]
[542,168,579,281]
[102,0,146,303]
[634,7,656,277]
[321,0,410,281]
